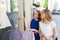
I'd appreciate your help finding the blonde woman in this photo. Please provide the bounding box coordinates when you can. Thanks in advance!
[39,9,57,40]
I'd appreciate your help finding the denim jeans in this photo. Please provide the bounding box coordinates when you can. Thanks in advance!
[0,26,12,40]
[0,29,5,40]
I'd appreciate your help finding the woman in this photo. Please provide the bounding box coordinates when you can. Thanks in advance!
[39,9,57,40]
[30,10,41,40]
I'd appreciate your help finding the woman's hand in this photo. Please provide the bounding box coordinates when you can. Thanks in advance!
[41,35,52,40]
[45,36,50,40]
[49,35,54,40]
[41,35,49,40]
[45,35,53,40]
[30,29,38,33]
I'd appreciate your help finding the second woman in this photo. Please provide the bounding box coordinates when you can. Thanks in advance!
[30,10,41,40]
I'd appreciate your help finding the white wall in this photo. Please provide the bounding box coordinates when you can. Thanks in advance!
[48,0,60,11]
[6,0,11,12]
[24,0,33,29]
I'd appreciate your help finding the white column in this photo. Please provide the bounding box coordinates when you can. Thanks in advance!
[18,0,24,34]
[48,0,52,11]
[24,0,33,29]
[48,0,55,12]
[6,0,11,12]
[0,0,11,28]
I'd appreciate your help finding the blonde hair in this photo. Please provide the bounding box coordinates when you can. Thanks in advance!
[42,9,53,21]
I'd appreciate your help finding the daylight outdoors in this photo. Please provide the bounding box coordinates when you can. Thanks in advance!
[0,0,60,40]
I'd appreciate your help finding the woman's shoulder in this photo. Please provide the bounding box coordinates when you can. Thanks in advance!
[31,19,35,21]
[39,21,42,24]
[30,19,35,23]
[51,21,56,27]
[51,21,56,24]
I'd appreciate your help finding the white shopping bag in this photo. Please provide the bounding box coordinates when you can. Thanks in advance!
[23,30,35,40]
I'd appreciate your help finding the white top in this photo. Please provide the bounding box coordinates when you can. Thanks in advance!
[39,21,56,36]
[0,3,11,29]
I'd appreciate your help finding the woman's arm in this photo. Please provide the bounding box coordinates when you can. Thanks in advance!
[30,29,38,32]
[39,26,47,38]
[53,26,57,37]
[39,28,49,40]
[30,19,38,32]
[38,29,45,37]
[49,26,57,40]
[39,22,46,38]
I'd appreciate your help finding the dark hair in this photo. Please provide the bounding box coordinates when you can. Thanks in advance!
[33,10,41,21]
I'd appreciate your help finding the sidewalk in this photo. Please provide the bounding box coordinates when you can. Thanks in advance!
[53,15,60,40]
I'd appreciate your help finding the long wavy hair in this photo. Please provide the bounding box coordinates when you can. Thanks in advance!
[33,10,41,21]
[42,9,53,22]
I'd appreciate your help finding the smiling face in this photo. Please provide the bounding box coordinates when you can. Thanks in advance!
[33,11,39,19]
[41,11,46,19]
[41,9,52,21]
